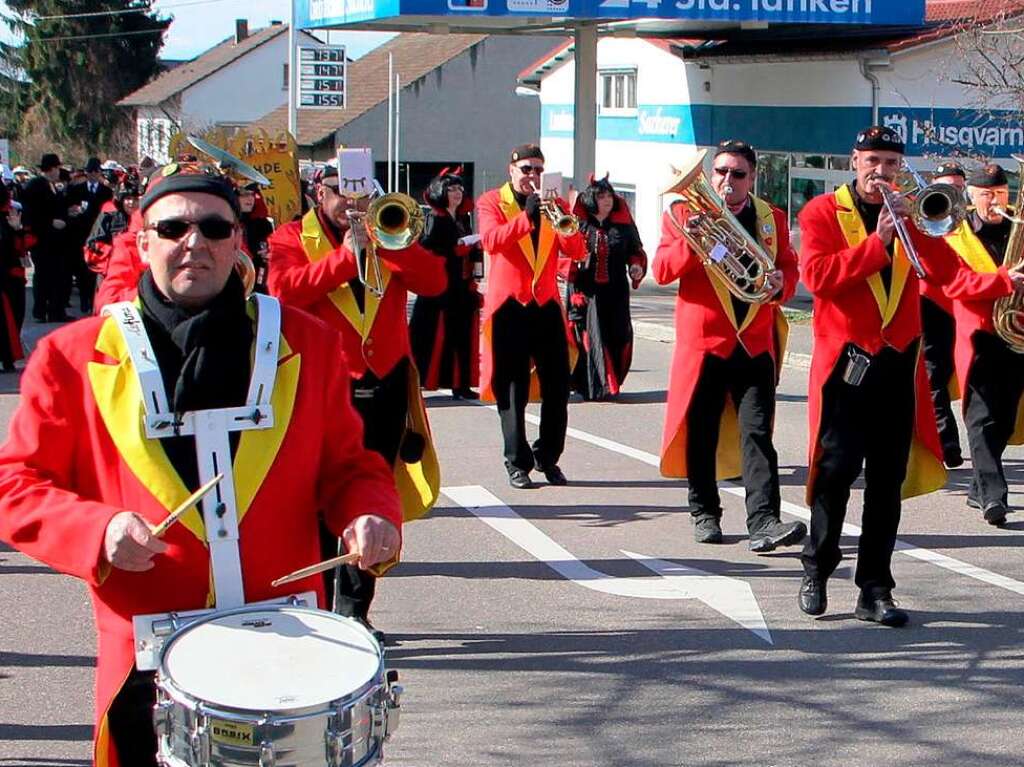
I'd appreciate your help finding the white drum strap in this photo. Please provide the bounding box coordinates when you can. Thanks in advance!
[103,296,282,609]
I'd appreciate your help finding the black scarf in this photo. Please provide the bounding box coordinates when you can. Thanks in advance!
[137,270,253,489]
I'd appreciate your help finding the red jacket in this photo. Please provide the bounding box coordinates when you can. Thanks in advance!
[267,210,446,379]
[476,183,585,400]
[0,304,402,767]
[653,196,796,479]
[798,184,962,501]
[93,214,145,313]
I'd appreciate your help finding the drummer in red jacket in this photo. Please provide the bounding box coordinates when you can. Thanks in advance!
[476,144,586,489]
[0,163,402,767]
[653,140,805,553]
[267,161,445,632]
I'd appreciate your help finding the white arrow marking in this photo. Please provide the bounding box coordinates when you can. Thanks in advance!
[442,484,773,644]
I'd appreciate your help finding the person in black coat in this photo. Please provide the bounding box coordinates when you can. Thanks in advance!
[65,157,114,314]
[562,175,647,400]
[409,167,482,398]
[20,153,70,322]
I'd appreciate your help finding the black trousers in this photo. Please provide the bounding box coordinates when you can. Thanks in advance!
[964,332,1024,507]
[685,347,780,533]
[109,668,158,766]
[921,297,960,454]
[30,244,66,320]
[491,298,570,472]
[802,342,917,595]
[323,358,410,619]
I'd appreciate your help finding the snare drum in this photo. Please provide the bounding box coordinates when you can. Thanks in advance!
[154,605,401,766]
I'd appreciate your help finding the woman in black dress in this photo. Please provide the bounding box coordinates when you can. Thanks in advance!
[0,185,28,371]
[563,175,647,401]
[409,168,482,398]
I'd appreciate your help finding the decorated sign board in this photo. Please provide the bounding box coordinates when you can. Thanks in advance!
[296,0,924,29]
[298,46,347,109]
[336,147,375,197]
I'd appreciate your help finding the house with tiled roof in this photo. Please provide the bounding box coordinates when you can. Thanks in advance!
[118,20,328,163]
[248,32,558,201]
[521,0,1024,255]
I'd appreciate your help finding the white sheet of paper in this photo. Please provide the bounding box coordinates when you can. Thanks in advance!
[540,171,563,199]
[337,148,374,198]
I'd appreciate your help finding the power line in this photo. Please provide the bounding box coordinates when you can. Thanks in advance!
[36,28,166,43]
[26,0,239,22]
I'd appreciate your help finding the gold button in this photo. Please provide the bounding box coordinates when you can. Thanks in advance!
[365,338,374,346]
[366,349,374,357]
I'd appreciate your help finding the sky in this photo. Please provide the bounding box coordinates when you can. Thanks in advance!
[0,0,394,60]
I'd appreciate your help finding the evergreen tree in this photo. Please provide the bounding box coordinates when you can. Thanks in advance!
[0,1,168,154]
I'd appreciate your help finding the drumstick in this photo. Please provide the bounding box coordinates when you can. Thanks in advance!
[150,474,224,538]
[271,552,361,588]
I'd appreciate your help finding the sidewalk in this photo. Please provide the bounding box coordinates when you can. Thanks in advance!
[630,282,814,369]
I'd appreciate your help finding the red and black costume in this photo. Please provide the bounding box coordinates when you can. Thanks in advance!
[65,162,115,314]
[560,176,647,401]
[85,177,141,281]
[267,187,444,620]
[942,166,1023,524]
[241,184,275,293]
[0,186,29,370]
[654,181,798,542]
[408,169,482,396]
[477,152,585,480]
[93,211,145,313]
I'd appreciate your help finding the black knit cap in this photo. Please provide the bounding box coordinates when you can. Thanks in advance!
[714,139,757,168]
[967,163,1009,188]
[139,162,240,216]
[510,144,544,165]
[854,125,905,154]
[934,161,966,179]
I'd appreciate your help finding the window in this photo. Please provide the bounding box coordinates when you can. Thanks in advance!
[600,70,637,114]
[282,63,289,91]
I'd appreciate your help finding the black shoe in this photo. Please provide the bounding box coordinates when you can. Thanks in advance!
[693,516,723,544]
[966,494,982,510]
[539,465,568,485]
[983,502,1008,527]
[943,447,964,469]
[749,520,807,553]
[798,576,827,616]
[452,387,479,400]
[508,469,533,489]
[854,591,908,627]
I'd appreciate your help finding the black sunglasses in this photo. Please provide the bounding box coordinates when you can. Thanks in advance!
[713,167,748,180]
[517,165,544,175]
[148,217,236,241]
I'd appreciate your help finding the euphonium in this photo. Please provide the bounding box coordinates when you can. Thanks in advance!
[356,191,425,297]
[992,154,1024,352]
[661,149,777,304]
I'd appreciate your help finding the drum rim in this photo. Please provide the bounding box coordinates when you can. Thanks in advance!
[157,604,385,716]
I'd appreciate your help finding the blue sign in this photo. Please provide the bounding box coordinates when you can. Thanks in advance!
[297,0,924,29]
[880,108,1024,159]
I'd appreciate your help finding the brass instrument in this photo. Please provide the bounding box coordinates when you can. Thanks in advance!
[992,154,1024,352]
[234,251,257,297]
[661,149,777,304]
[352,189,425,297]
[540,194,579,236]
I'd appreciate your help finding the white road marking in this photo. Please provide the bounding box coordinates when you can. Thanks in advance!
[442,484,773,643]
[501,407,1024,598]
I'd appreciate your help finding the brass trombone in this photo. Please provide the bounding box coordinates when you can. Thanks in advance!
[349,182,425,297]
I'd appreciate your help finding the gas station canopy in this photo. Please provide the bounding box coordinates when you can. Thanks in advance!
[295,0,925,36]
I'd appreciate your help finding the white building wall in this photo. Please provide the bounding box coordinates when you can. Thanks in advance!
[136,106,175,164]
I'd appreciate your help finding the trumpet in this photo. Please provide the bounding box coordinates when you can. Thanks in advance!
[349,186,425,297]
[540,194,579,236]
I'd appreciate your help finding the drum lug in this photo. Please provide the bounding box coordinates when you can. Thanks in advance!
[383,674,403,740]
[259,740,277,767]
[190,713,210,765]
[153,698,174,747]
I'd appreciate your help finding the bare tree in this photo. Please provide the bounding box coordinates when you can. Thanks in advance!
[947,4,1024,120]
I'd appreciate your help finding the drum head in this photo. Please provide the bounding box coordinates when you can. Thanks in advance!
[162,607,381,711]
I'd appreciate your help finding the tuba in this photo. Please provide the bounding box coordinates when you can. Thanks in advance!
[355,190,425,297]
[992,154,1024,352]
[661,149,777,304]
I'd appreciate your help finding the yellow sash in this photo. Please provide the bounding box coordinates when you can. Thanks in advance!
[944,219,998,273]
[300,210,391,347]
[86,302,301,547]
[497,182,556,286]
[835,184,911,328]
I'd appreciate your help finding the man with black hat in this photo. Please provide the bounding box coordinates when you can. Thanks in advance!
[919,160,969,468]
[654,139,805,553]
[20,152,70,322]
[796,126,972,626]
[0,160,403,767]
[477,144,585,489]
[942,162,1024,526]
[267,160,445,633]
[66,157,114,313]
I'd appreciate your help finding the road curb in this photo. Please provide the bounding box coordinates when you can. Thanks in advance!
[633,321,812,370]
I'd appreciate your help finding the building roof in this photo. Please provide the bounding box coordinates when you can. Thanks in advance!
[119,24,288,107]
[251,32,487,147]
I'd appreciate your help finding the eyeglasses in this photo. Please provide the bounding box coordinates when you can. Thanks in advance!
[713,167,748,180]
[517,165,544,175]
[147,217,236,241]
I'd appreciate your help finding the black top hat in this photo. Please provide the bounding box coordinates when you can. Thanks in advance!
[39,153,61,171]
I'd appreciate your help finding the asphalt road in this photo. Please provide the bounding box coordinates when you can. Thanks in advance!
[1,312,1023,766]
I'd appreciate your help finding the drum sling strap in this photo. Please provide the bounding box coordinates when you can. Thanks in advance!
[103,294,280,608]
